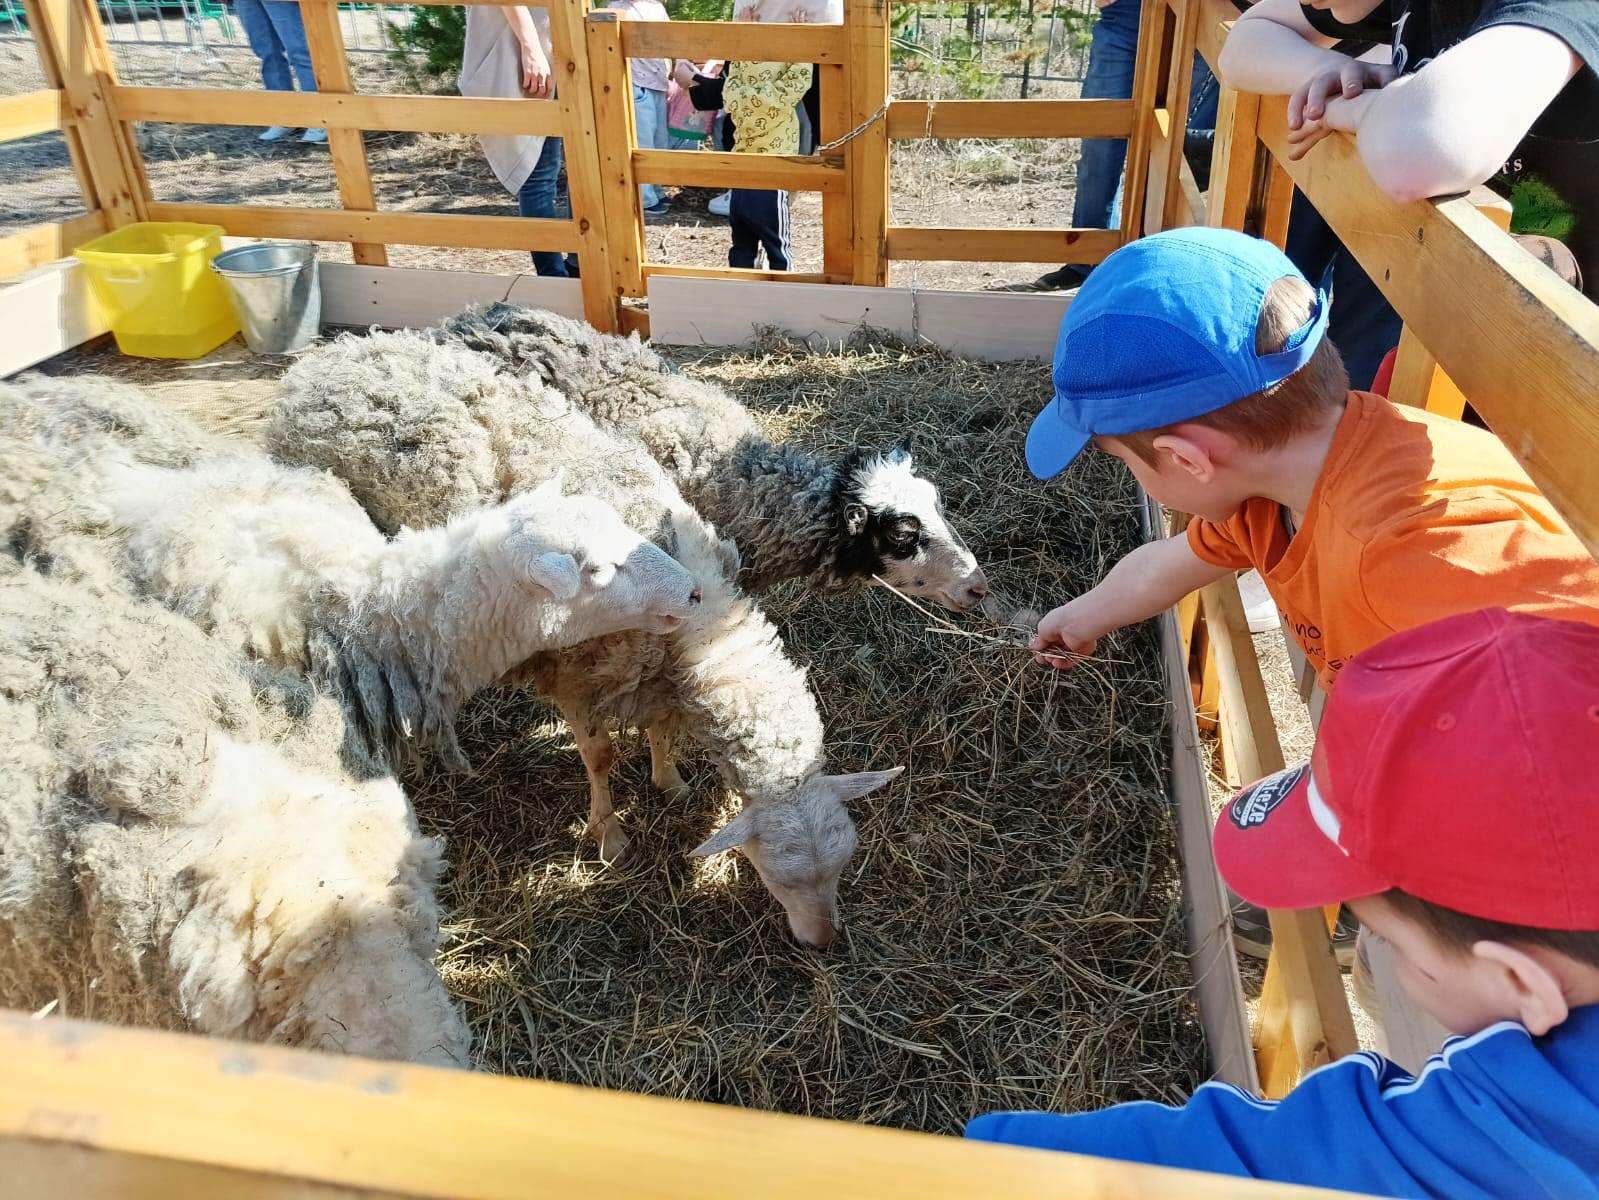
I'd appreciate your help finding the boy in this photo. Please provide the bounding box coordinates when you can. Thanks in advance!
[1026,226,1599,690]
[970,609,1599,1196]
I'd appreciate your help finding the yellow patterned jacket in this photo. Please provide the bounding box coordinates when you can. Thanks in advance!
[723,60,812,156]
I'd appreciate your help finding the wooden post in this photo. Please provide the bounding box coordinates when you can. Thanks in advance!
[583,10,645,307]
[551,0,622,332]
[1204,84,1260,232]
[1119,0,1169,244]
[1387,325,1467,418]
[298,0,386,266]
[819,61,853,280]
[1154,0,1199,231]
[23,0,145,225]
[846,0,889,285]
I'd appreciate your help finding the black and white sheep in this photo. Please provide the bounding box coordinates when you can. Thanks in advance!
[275,331,904,948]
[433,304,991,611]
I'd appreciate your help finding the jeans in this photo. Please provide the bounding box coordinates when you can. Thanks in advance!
[633,85,669,208]
[518,137,579,277]
[1072,0,1141,231]
[1285,190,1401,390]
[235,0,316,93]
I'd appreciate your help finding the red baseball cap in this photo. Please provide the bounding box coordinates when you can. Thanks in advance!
[1213,609,1599,930]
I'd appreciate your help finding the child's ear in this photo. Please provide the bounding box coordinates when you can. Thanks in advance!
[1473,940,1570,1036]
[1150,431,1217,483]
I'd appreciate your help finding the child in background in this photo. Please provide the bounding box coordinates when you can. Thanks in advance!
[971,608,1599,1197]
[607,0,673,216]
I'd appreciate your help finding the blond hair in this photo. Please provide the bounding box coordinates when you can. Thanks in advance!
[1118,276,1348,463]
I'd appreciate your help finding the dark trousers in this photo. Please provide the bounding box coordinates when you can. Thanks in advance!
[517,136,579,278]
[729,189,791,271]
[1285,191,1401,391]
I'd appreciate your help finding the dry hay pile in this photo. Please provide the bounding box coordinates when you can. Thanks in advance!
[407,335,1205,1130]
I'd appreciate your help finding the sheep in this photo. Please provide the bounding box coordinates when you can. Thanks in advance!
[430,304,991,611]
[0,373,705,773]
[274,331,904,947]
[0,559,470,1065]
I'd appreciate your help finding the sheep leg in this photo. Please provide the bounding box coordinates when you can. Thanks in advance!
[554,700,631,865]
[646,722,687,796]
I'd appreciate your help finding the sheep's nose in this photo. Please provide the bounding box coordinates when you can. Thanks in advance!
[689,587,702,604]
[965,581,988,602]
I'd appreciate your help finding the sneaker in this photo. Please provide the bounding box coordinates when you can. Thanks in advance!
[642,200,672,219]
[707,190,731,217]
[1237,569,1278,634]
[993,264,1089,293]
[299,127,328,145]
[1231,896,1359,967]
[258,125,298,142]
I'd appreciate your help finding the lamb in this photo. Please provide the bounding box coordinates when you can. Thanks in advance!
[274,331,904,947]
[1,373,705,772]
[0,560,470,1065]
[429,304,991,610]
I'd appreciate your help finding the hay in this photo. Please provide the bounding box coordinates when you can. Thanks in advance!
[409,333,1204,1130]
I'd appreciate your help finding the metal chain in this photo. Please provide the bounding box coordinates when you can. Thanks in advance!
[813,101,889,154]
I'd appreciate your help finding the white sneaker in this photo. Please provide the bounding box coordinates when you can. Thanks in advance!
[299,127,328,145]
[707,190,731,217]
[1237,569,1278,634]
[258,125,297,142]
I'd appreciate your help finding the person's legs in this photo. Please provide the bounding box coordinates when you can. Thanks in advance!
[1070,0,1140,231]
[759,190,791,271]
[261,0,317,92]
[235,0,292,92]
[519,137,575,277]
[634,85,665,209]
[728,189,764,268]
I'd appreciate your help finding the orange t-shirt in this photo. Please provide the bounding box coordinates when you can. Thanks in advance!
[1187,390,1599,690]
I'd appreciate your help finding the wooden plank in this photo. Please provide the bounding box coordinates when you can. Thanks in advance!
[1387,325,1466,419]
[0,89,66,143]
[886,226,1120,264]
[0,257,109,377]
[23,0,144,224]
[548,0,620,332]
[1256,102,1599,558]
[886,98,1134,140]
[297,0,386,266]
[0,1013,1367,1200]
[620,19,845,63]
[846,0,890,285]
[1204,85,1260,232]
[1119,0,1168,244]
[632,148,846,191]
[317,262,584,328]
[112,86,563,137]
[1149,500,1259,1092]
[648,276,914,346]
[642,263,846,285]
[819,63,853,278]
[0,210,108,280]
[1177,153,1206,227]
[1258,152,1294,248]
[1157,0,1200,231]
[910,289,1072,360]
[585,11,645,303]
[145,202,578,252]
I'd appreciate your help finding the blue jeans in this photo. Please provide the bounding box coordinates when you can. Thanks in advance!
[633,85,670,208]
[1072,0,1141,231]
[235,0,316,93]
[518,137,579,277]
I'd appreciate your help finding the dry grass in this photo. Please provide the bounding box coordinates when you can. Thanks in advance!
[41,330,1205,1132]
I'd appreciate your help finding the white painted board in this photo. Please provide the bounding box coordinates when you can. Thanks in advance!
[318,263,584,329]
[0,258,109,378]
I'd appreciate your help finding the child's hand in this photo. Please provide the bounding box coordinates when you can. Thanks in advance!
[1030,601,1101,670]
[673,59,698,88]
[1288,60,1396,129]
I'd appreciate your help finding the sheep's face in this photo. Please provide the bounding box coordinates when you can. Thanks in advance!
[689,768,904,949]
[503,478,702,639]
[839,445,989,612]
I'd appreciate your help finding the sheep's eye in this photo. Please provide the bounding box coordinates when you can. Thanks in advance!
[890,517,921,547]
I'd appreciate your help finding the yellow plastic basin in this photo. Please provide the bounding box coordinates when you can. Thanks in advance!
[74,222,240,359]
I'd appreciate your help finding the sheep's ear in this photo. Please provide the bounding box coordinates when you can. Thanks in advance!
[530,469,566,503]
[526,551,581,600]
[689,807,757,858]
[824,766,905,803]
[844,502,868,536]
[887,436,913,463]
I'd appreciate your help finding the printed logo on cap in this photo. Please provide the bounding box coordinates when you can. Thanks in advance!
[1229,763,1308,830]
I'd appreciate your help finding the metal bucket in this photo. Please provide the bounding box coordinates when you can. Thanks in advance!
[211,242,321,354]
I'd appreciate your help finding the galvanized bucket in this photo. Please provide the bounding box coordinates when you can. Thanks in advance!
[211,242,321,354]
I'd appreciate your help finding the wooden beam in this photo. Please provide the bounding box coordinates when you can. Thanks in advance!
[0,210,108,281]
[632,148,846,191]
[584,11,646,303]
[1119,0,1168,244]
[1387,325,1466,419]
[819,62,853,278]
[619,19,846,63]
[0,89,66,143]
[112,86,562,137]
[297,0,386,265]
[318,262,584,328]
[1257,103,1599,559]
[846,0,890,285]
[1204,84,1260,232]
[550,0,621,332]
[886,98,1134,140]
[1157,0,1200,231]
[885,226,1120,264]
[0,1013,1366,1200]
[145,202,578,252]
[642,263,846,285]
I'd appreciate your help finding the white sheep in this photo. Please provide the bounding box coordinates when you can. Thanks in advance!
[275,331,904,947]
[434,304,991,611]
[0,560,470,1065]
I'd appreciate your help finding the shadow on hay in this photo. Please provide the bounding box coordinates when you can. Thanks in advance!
[405,334,1206,1133]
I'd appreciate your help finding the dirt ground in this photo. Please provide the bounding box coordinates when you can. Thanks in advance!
[2,35,1088,290]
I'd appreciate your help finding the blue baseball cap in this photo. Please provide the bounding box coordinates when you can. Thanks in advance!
[1025,227,1329,479]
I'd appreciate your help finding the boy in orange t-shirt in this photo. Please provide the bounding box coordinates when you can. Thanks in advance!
[1024,227,1599,693]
